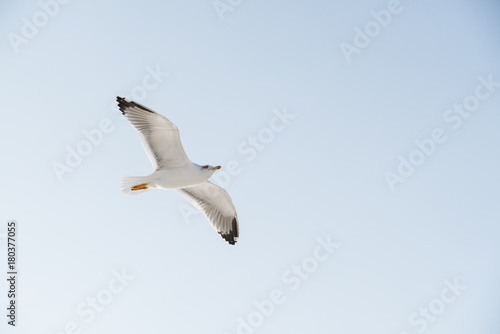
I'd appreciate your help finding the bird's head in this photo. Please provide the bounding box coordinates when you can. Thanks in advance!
[201,164,221,175]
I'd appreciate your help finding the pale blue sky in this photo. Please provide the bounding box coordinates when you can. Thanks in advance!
[1,1,500,333]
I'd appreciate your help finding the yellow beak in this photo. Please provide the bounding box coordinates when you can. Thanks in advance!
[211,166,221,171]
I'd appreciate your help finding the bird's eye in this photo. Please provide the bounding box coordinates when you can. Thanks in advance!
[202,165,209,169]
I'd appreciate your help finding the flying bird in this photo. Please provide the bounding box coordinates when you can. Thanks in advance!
[117,97,239,245]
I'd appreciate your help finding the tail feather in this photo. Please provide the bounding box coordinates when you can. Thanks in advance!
[121,176,153,195]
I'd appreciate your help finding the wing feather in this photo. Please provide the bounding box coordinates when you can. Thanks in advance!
[177,181,239,245]
[117,97,191,170]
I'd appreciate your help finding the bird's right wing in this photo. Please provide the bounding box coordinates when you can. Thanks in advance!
[177,181,239,245]
[117,97,191,170]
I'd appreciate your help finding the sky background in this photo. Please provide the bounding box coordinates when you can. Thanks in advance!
[1,0,500,333]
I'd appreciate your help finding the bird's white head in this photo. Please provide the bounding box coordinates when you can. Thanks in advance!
[200,164,221,175]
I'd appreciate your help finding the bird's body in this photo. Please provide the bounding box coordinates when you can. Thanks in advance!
[122,164,215,192]
[117,97,239,245]
[155,164,215,188]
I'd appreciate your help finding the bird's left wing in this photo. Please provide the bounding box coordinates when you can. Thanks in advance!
[117,96,191,170]
[177,181,239,245]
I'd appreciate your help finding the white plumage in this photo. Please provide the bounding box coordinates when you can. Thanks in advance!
[117,97,239,245]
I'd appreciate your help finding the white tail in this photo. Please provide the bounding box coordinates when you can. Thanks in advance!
[121,175,153,195]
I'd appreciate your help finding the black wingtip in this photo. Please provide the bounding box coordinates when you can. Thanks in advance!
[220,217,239,245]
[116,96,130,115]
[116,96,154,115]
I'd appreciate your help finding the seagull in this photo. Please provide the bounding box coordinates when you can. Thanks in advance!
[117,97,239,245]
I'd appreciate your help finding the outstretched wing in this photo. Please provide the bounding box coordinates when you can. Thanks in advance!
[117,96,191,170]
[177,181,239,245]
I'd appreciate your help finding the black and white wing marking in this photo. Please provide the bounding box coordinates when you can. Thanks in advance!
[177,181,239,245]
[117,96,191,170]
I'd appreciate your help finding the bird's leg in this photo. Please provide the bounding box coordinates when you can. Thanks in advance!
[131,183,149,191]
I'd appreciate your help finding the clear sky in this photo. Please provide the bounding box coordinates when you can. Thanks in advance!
[1,1,500,333]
